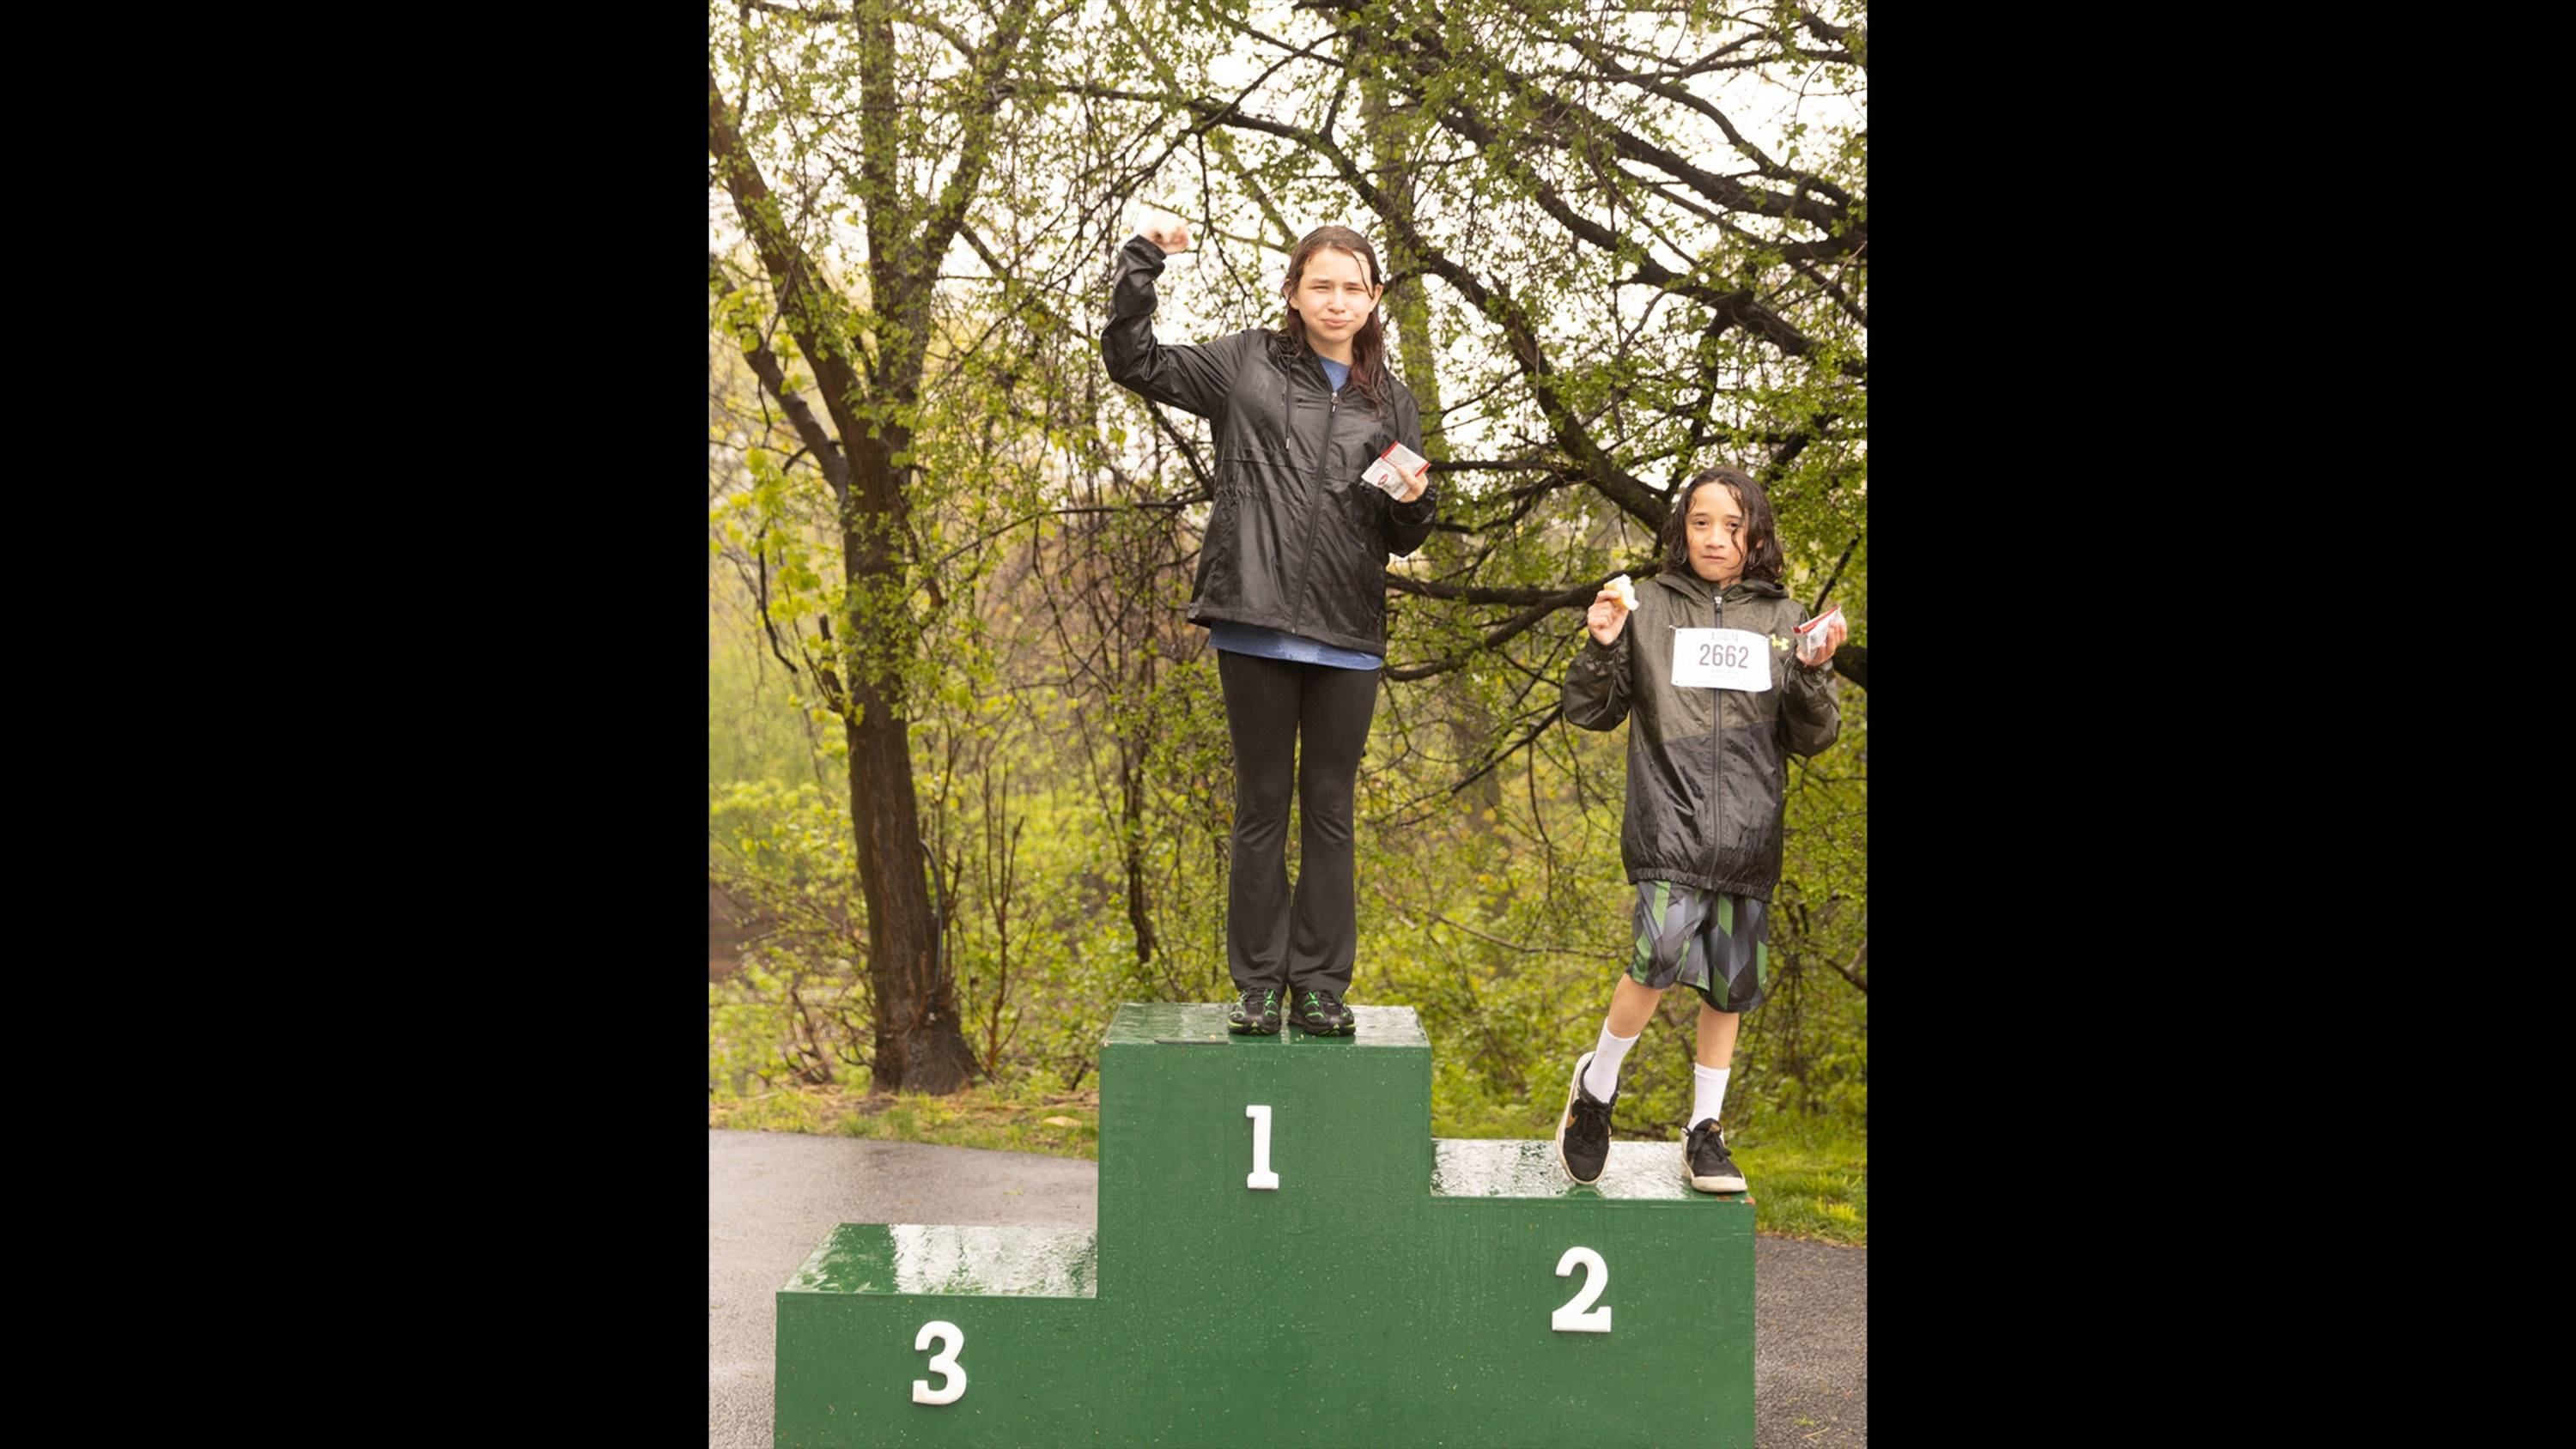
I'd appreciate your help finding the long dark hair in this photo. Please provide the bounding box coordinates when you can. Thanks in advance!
[1661,465,1785,585]
[1274,225,1392,415]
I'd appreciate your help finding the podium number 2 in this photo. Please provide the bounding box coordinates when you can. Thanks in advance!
[913,1320,965,1404]
[1552,1247,1612,1332]
[1246,1104,1279,1190]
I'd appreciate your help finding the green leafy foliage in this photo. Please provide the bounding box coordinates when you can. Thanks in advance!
[708,0,1865,1139]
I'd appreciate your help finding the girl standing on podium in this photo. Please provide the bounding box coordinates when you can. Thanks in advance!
[1553,466,1844,1191]
[1103,212,1438,1037]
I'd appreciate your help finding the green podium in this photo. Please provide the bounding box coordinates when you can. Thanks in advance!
[775,1003,1753,1446]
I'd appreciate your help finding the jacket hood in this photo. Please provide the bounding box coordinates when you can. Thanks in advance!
[1648,572,1787,606]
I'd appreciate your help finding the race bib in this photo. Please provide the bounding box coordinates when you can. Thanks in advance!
[1671,627,1772,692]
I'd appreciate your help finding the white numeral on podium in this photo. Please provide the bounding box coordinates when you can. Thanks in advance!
[912,1319,965,1404]
[1246,1104,1279,1190]
[1552,1246,1612,1332]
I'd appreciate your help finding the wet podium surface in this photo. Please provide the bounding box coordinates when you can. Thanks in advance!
[775,1003,1753,1447]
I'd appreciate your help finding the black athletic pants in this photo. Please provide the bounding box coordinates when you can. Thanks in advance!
[1215,650,1380,1000]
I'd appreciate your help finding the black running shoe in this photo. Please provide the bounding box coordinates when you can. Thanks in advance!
[1556,1052,1614,1185]
[1684,1118,1746,1193]
[1293,989,1354,1035]
[1227,987,1281,1035]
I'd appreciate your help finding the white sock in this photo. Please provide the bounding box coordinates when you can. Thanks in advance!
[1691,1064,1730,1129]
[1583,1027,1638,1100]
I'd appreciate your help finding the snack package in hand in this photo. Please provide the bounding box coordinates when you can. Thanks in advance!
[1608,574,1638,611]
[1362,441,1431,496]
[1794,604,1844,663]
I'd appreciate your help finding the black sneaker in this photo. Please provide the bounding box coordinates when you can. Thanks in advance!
[1684,1119,1746,1193]
[1292,988,1354,1035]
[1227,987,1281,1035]
[1556,1052,1614,1185]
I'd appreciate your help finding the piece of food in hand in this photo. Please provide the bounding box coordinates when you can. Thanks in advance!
[1362,441,1431,496]
[1794,604,1844,661]
[1608,574,1638,612]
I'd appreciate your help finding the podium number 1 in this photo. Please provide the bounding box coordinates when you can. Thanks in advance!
[912,1320,965,1404]
[1246,1104,1279,1190]
[1552,1247,1612,1332]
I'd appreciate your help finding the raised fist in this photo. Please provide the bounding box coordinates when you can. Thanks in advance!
[1139,209,1193,254]
[1585,587,1628,646]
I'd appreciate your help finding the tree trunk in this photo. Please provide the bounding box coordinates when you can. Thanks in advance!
[710,56,986,1094]
[844,675,977,1093]
[841,425,979,1094]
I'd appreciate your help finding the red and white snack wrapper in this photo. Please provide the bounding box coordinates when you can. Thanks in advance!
[1794,604,1844,662]
[1362,441,1431,496]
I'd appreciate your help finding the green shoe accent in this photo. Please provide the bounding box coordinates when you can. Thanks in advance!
[1228,987,1282,1034]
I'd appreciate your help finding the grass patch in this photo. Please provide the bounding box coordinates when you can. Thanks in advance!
[708,1086,856,1136]
[1725,1114,1867,1246]
[1429,1092,1546,1142]
[710,1076,1101,1161]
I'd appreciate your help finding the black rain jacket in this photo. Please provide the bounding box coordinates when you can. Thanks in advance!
[1560,570,1841,900]
[1103,236,1438,655]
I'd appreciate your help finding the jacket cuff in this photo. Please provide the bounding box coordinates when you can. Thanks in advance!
[1121,234,1167,270]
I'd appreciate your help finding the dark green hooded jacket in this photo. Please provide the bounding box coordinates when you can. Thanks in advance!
[1561,570,1841,900]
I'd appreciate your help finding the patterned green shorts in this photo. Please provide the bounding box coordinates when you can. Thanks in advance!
[1628,880,1771,1014]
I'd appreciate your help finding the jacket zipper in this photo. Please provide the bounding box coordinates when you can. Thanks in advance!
[1710,586,1724,883]
[1289,363,1336,635]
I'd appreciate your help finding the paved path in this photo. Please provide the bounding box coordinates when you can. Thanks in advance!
[710,1129,1864,1446]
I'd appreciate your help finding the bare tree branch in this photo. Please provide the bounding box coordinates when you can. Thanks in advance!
[1809,531,1862,616]
[1825,937,1867,995]
[1443,704,1564,795]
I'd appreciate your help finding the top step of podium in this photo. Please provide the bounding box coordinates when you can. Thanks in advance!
[1100,1001,1429,1049]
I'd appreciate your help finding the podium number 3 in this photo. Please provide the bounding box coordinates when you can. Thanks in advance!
[913,1320,965,1404]
[1552,1247,1612,1333]
[1246,1104,1279,1190]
